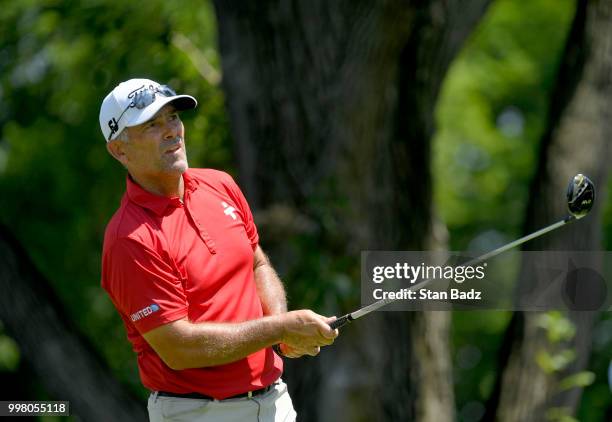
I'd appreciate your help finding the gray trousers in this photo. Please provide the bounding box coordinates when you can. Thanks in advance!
[147,379,297,422]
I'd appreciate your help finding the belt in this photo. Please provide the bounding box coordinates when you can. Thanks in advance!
[157,383,275,401]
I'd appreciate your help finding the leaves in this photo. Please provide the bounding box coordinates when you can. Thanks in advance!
[537,311,577,344]
[0,333,20,372]
[536,349,576,374]
[559,371,596,392]
[434,0,575,248]
[546,406,579,422]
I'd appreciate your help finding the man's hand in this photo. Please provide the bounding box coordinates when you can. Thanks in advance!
[277,311,338,357]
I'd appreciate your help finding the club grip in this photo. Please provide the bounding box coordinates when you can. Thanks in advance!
[329,314,351,330]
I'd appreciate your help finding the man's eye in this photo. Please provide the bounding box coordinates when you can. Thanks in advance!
[169,114,179,120]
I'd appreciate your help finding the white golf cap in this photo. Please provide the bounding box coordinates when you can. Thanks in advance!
[99,78,197,142]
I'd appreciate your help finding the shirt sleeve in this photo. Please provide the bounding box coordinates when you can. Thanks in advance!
[102,237,188,334]
[224,174,259,249]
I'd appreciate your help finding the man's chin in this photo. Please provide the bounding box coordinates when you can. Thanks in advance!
[164,159,188,174]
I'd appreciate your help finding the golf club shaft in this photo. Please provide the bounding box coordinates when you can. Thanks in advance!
[329,216,575,330]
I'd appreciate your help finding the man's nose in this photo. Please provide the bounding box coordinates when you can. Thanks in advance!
[163,119,179,140]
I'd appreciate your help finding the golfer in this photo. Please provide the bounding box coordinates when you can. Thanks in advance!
[99,78,338,422]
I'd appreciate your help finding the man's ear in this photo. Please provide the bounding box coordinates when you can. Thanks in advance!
[106,140,129,167]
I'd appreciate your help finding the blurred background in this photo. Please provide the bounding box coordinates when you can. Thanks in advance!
[0,0,611,421]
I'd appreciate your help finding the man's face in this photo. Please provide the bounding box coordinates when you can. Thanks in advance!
[113,104,188,178]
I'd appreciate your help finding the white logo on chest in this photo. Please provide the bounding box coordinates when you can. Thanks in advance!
[221,201,237,220]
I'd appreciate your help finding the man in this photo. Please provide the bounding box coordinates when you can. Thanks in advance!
[99,78,338,421]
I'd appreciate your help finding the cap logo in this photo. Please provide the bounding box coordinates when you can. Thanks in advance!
[127,84,155,109]
[108,118,119,135]
[127,84,147,99]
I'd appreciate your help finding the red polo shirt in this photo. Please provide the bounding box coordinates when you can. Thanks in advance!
[101,168,282,399]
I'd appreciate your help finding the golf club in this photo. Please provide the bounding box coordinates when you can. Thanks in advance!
[329,173,595,330]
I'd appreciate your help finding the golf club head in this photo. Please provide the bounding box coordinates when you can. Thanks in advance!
[566,173,595,219]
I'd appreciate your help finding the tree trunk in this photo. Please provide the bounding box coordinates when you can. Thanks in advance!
[213,1,491,420]
[0,225,148,422]
[490,1,612,420]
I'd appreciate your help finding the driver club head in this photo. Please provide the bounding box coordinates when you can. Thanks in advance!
[566,173,595,219]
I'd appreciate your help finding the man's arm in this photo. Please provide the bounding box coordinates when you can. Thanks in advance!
[252,245,335,358]
[142,310,336,370]
[253,245,287,316]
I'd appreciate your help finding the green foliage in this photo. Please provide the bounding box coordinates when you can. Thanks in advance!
[546,407,579,422]
[558,371,596,392]
[0,0,229,397]
[434,0,574,250]
[537,311,576,344]
[577,381,612,421]
[533,312,585,380]
[536,349,576,374]
[576,312,612,420]
[0,330,20,372]
[452,310,512,407]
